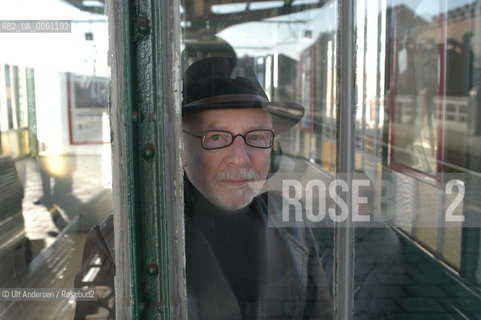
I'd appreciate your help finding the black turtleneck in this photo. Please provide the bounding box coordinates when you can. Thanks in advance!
[184,178,266,317]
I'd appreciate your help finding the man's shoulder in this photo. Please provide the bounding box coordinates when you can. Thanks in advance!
[256,190,308,225]
[255,191,312,251]
[258,189,284,205]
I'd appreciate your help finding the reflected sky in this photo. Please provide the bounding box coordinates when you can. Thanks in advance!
[217,1,336,59]
[0,0,108,76]
[214,0,477,59]
[395,0,477,19]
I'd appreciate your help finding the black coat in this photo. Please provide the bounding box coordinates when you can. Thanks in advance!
[184,181,333,319]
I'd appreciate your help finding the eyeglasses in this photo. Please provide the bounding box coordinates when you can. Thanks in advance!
[183,129,275,150]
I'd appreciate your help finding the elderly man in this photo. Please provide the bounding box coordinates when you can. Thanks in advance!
[181,57,332,319]
[74,57,332,320]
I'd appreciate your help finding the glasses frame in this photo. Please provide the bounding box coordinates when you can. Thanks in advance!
[182,129,275,150]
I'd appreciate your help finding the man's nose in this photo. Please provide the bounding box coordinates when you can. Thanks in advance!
[226,135,250,165]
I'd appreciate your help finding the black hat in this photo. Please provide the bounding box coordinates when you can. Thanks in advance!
[182,57,305,133]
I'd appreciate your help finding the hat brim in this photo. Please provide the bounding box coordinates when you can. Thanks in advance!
[182,94,305,134]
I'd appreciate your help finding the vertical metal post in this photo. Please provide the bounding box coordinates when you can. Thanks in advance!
[334,0,356,319]
[109,0,186,318]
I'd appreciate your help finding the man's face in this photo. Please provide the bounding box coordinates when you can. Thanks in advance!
[183,108,272,210]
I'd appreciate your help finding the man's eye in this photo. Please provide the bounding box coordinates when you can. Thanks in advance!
[250,133,268,141]
[209,134,223,141]
[250,134,263,141]
[206,133,229,142]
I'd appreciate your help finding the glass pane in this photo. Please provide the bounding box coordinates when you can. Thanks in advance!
[181,0,337,318]
[0,2,113,319]
[354,0,481,318]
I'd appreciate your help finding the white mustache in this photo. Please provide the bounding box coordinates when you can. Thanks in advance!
[215,167,260,181]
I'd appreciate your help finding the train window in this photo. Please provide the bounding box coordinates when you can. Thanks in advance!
[0,1,114,319]
[353,0,481,319]
[180,0,481,319]
[181,0,337,318]
[387,0,481,181]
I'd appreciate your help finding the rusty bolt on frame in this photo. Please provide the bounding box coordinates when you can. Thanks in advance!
[143,143,156,160]
[137,15,151,35]
[146,263,159,276]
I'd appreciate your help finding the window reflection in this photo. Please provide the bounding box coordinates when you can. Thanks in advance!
[0,0,479,318]
[183,0,481,319]
[0,1,111,319]
[355,0,481,318]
